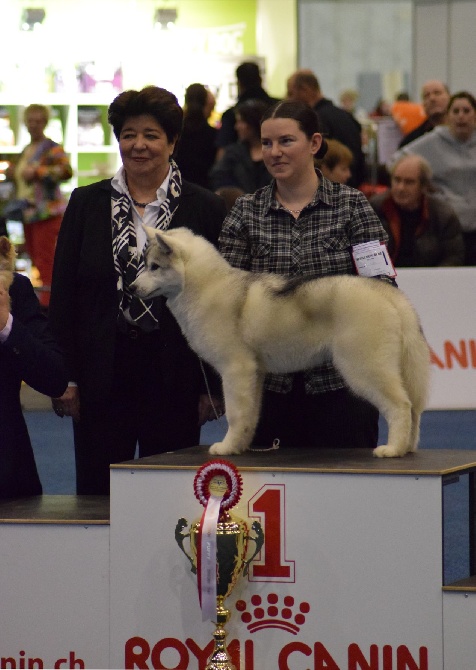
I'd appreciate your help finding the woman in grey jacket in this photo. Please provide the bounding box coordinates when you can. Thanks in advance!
[390,91,476,264]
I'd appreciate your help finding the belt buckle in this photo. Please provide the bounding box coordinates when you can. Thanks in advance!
[128,326,139,339]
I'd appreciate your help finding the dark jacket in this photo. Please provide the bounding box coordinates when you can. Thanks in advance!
[0,274,67,497]
[175,120,218,189]
[370,190,465,267]
[313,98,365,188]
[209,142,272,193]
[216,87,280,148]
[49,179,227,402]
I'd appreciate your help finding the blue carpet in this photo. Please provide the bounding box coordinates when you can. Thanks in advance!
[24,409,476,584]
[24,411,230,495]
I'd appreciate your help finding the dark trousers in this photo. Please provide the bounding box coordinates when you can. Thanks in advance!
[73,328,201,495]
[252,374,379,450]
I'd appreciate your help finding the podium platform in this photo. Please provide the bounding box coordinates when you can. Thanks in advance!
[0,495,110,668]
[1,448,476,669]
[109,447,476,670]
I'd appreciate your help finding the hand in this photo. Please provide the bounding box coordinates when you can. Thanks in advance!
[198,394,225,426]
[0,284,11,331]
[52,386,80,422]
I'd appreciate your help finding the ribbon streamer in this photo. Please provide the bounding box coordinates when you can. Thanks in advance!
[197,493,223,621]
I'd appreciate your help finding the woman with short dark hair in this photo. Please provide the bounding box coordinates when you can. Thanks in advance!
[49,86,226,495]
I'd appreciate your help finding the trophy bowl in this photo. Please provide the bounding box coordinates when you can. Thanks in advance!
[190,512,248,599]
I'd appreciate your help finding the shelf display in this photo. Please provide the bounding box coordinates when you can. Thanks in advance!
[0,95,120,192]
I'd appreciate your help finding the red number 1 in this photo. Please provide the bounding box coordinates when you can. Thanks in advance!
[248,485,295,582]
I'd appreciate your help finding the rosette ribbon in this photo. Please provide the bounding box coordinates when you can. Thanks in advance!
[194,461,243,622]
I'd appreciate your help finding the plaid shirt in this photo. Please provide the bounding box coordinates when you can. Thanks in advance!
[219,172,389,394]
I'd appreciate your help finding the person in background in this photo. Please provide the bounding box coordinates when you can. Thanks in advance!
[339,88,369,125]
[286,69,365,188]
[391,92,426,138]
[219,101,391,452]
[6,104,72,308]
[215,61,279,158]
[0,237,67,498]
[210,99,272,194]
[398,80,450,148]
[315,138,353,184]
[174,83,218,189]
[215,186,246,213]
[49,86,226,495]
[369,98,392,118]
[391,91,476,264]
[370,154,465,267]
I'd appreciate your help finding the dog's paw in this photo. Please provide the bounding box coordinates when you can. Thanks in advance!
[373,444,406,458]
[209,441,240,456]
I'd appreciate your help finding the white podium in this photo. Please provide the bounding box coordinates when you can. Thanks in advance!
[0,496,110,669]
[109,447,476,670]
[1,449,476,669]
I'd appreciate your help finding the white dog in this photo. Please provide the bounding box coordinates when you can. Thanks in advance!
[131,226,430,458]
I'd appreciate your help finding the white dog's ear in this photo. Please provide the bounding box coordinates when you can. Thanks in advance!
[142,225,174,255]
[155,231,174,256]
[142,224,158,242]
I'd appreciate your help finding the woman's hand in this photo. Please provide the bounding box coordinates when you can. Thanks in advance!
[52,386,80,422]
[198,394,225,425]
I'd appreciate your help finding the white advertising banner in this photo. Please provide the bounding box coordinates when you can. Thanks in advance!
[110,465,444,670]
[396,268,476,409]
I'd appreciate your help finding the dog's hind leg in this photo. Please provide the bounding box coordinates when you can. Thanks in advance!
[408,408,422,453]
[372,390,413,458]
[209,359,264,456]
[402,329,430,453]
[335,354,413,458]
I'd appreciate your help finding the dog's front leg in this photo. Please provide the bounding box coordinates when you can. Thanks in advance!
[209,360,264,456]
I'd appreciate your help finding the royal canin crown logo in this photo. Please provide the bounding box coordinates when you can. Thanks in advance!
[235,593,310,635]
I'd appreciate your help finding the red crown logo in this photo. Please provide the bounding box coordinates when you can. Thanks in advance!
[235,593,310,635]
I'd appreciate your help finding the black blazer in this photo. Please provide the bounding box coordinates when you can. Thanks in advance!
[49,178,227,401]
[0,274,67,497]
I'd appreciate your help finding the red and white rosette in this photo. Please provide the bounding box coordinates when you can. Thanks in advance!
[194,460,242,621]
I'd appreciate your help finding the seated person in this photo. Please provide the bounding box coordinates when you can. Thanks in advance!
[0,237,67,497]
[315,139,353,184]
[369,154,465,267]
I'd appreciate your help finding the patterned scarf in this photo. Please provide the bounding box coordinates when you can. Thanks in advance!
[111,159,182,331]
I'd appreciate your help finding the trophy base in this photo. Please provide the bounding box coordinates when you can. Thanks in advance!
[205,631,236,670]
[206,653,237,670]
[205,600,236,670]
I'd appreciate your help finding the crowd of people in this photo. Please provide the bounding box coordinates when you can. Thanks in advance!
[1,60,475,498]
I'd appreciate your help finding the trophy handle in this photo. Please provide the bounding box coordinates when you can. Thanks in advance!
[174,518,197,574]
[243,520,264,576]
